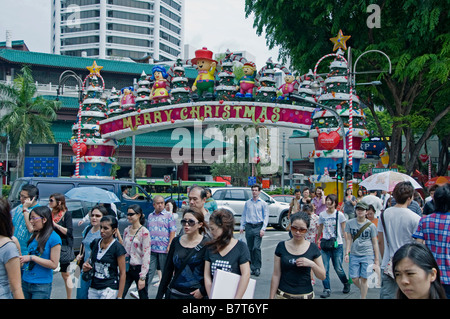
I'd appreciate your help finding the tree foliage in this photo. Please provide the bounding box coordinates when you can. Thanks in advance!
[0,65,61,172]
[245,0,450,174]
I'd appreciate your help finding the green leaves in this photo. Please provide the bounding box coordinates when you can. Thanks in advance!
[0,65,61,153]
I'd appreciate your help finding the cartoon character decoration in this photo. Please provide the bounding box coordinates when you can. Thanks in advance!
[191,47,217,100]
[277,73,296,100]
[236,61,257,98]
[150,65,170,104]
[120,86,135,112]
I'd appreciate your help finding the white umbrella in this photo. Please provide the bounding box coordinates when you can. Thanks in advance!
[359,171,422,192]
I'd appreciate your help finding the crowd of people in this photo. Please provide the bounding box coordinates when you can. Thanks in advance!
[0,181,449,300]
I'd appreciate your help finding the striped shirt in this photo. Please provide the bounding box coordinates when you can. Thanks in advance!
[147,210,176,253]
[412,212,450,284]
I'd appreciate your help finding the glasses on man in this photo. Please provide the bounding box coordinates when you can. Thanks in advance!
[180,219,198,227]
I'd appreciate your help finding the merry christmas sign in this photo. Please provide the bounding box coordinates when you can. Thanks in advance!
[100,102,315,139]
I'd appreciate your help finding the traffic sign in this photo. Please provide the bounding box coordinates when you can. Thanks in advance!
[372,168,398,174]
[248,176,257,186]
[164,175,171,183]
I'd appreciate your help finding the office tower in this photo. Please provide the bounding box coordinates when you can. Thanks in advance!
[51,0,184,62]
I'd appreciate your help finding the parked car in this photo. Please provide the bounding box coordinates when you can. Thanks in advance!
[9,177,154,217]
[38,198,129,253]
[210,187,290,231]
[271,194,295,203]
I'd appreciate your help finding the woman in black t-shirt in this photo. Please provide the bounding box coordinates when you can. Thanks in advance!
[204,209,251,299]
[82,216,126,299]
[270,212,326,299]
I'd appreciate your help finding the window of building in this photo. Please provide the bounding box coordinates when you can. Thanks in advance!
[160,18,180,35]
[107,23,152,35]
[107,10,153,22]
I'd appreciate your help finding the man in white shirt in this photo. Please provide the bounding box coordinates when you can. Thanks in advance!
[240,184,268,277]
[377,181,421,299]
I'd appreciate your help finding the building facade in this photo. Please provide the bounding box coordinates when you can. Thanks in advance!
[51,0,184,62]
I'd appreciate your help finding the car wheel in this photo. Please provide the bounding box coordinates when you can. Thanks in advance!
[277,211,290,231]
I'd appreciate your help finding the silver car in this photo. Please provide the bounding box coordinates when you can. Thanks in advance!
[210,187,290,231]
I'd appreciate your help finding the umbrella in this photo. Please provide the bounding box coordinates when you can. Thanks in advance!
[359,171,422,192]
[65,187,120,203]
[425,176,450,188]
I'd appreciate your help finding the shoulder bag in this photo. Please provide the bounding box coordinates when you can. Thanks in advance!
[380,212,395,279]
[352,221,372,241]
[320,211,339,251]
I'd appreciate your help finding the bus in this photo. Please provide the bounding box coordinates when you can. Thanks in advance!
[135,179,228,195]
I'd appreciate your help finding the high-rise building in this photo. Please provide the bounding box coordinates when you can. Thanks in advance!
[51,0,184,62]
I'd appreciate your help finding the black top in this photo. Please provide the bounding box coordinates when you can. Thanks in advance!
[275,241,321,294]
[55,211,73,248]
[89,238,126,290]
[206,240,250,277]
[156,235,207,298]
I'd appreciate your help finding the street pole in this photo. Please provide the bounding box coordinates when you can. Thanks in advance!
[56,70,83,177]
[281,132,285,194]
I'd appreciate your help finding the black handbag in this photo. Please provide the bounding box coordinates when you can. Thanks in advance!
[320,211,339,251]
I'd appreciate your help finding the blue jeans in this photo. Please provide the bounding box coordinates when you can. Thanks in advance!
[22,281,52,299]
[321,244,348,290]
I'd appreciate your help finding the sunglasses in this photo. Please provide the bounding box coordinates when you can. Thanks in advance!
[180,219,198,227]
[290,225,308,233]
[127,212,138,217]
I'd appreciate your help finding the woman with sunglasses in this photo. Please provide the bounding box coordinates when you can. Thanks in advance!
[19,206,61,299]
[270,212,325,299]
[122,204,151,299]
[156,208,208,299]
[76,205,107,299]
[48,193,74,299]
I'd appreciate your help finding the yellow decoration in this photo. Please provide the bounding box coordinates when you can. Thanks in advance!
[330,29,351,51]
[86,61,103,75]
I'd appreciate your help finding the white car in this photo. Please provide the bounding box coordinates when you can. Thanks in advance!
[210,187,290,231]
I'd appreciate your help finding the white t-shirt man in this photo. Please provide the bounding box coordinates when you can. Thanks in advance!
[377,206,421,270]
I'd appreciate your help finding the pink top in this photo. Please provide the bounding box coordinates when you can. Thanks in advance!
[123,225,151,278]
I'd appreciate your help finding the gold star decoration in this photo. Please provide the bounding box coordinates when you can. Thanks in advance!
[330,30,351,51]
[86,61,103,75]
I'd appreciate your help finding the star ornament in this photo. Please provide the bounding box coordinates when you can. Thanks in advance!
[330,30,351,51]
[87,61,103,75]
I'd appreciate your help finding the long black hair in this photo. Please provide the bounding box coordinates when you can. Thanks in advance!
[392,242,447,299]
[27,206,55,254]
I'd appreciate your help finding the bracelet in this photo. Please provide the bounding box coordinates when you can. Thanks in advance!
[29,255,32,262]
[139,277,146,281]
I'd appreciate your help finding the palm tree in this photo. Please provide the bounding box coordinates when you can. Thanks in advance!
[0,65,61,175]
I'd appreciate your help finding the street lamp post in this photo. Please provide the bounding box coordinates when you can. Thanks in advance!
[56,70,83,177]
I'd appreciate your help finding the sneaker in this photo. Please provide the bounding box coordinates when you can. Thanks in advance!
[320,289,331,298]
[343,282,351,294]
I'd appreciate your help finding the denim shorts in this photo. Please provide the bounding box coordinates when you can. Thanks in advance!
[349,254,374,279]
[22,281,52,299]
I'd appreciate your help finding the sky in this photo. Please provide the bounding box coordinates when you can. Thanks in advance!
[0,0,280,68]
